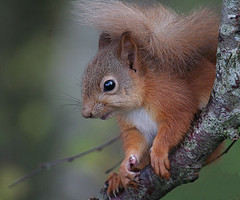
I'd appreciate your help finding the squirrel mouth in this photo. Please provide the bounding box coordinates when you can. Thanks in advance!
[100,112,113,120]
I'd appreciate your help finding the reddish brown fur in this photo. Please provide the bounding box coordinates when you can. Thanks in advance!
[79,0,219,196]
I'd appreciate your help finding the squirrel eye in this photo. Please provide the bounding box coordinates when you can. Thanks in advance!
[104,80,115,92]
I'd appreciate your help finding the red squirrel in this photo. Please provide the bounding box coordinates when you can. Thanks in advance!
[79,0,219,196]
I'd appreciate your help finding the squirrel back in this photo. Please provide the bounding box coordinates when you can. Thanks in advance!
[76,0,219,73]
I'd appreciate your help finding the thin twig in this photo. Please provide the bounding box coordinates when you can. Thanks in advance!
[203,140,237,166]
[9,136,120,189]
[105,159,123,174]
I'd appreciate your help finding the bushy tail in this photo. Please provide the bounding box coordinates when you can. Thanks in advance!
[76,0,219,73]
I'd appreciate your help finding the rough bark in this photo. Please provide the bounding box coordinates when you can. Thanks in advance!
[91,0,240,199]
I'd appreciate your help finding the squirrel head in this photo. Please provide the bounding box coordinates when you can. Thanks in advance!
[81,32,145,120]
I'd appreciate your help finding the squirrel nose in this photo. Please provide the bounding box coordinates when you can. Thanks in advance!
[82,108,93,118]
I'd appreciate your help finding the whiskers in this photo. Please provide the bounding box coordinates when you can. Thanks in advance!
[57,91,82,113]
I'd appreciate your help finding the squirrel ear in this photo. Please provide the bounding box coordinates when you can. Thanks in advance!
[98,32,111,49]
[119,31,138,72]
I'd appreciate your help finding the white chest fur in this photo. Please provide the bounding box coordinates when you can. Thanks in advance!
[124,108,159,144]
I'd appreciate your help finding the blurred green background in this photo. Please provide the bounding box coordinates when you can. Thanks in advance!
[1,0,239,199]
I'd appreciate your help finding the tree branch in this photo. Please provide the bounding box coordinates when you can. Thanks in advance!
[9,136,120,189]
[92,0,240,199]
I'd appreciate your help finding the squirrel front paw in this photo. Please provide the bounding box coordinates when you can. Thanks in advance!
[105,155,141,197]
[150,146,170,179]
[119,155,141,189]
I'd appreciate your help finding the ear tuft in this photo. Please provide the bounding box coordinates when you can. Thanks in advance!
[119,32,138,72]
[98,32,111,49]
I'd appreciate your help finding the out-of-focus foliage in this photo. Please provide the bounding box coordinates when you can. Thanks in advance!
[1,0,239,199]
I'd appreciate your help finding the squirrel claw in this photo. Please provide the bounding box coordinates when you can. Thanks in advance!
[106,172,123,197]
[128,179,141,190]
